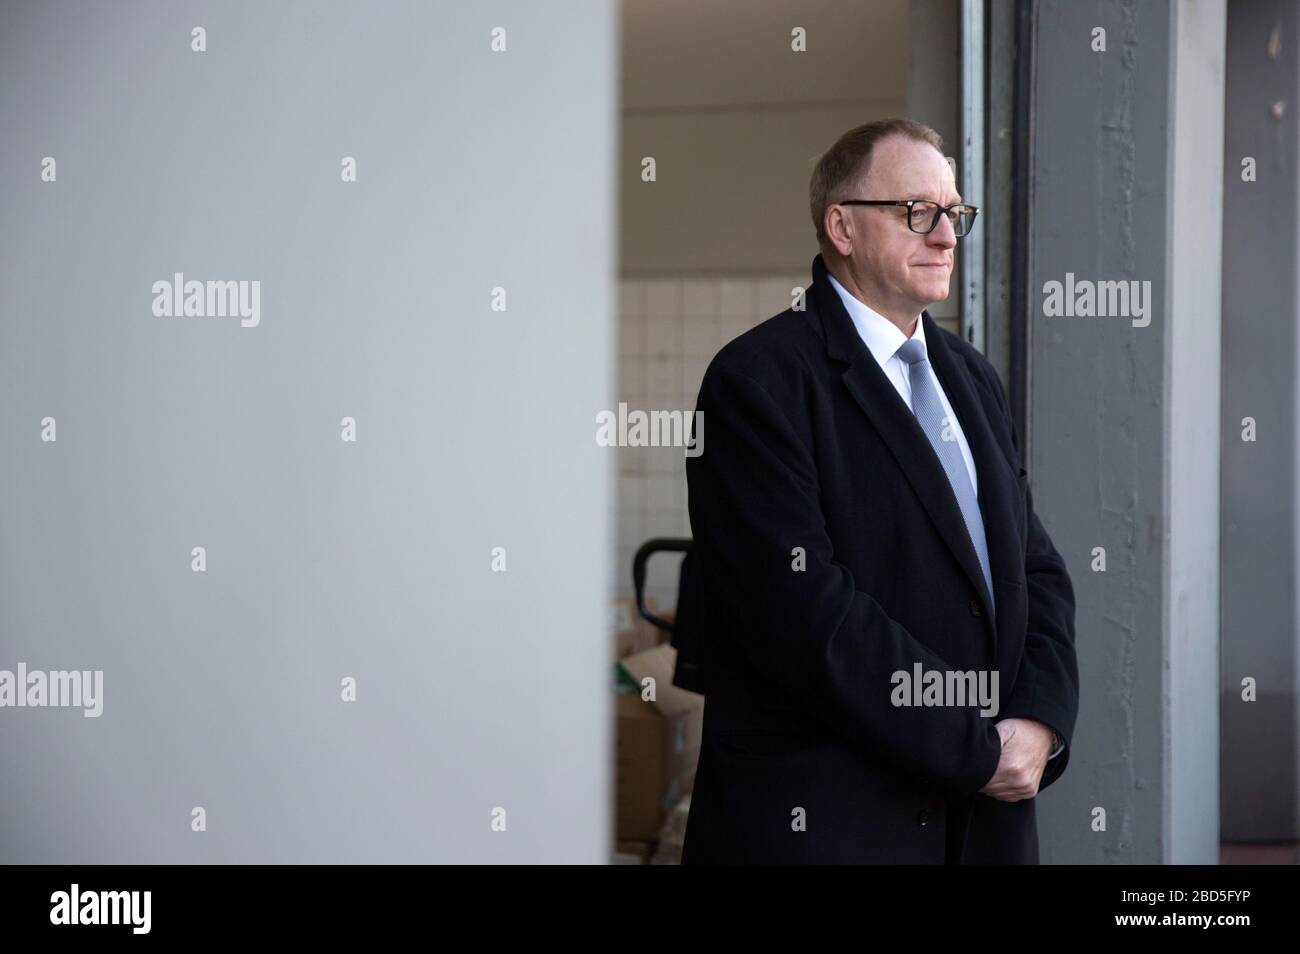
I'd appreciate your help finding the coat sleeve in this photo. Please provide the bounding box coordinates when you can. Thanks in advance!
[978,359,1080,792]
[687,364,1003,796]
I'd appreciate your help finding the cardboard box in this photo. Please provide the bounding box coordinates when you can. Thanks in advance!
[614,643,703,842]
[612,840,653,864]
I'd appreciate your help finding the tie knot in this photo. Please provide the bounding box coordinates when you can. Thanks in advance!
[896,338,927,366]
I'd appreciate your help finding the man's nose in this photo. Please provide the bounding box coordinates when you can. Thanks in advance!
[927,214,957,249]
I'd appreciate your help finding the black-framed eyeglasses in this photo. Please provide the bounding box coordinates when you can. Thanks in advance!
[838,199,980,237]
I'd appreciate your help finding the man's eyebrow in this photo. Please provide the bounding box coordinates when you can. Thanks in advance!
[905,191,962,204]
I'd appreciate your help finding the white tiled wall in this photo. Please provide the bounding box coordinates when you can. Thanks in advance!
[613,272,808,609]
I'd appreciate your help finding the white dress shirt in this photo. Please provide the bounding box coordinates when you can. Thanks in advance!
[826,272,1064,761]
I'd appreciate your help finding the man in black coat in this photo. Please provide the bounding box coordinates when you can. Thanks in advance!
[681,119,1078,864]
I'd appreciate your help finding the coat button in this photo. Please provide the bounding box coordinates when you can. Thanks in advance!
[917,809,930,827]
[969,598,982,617]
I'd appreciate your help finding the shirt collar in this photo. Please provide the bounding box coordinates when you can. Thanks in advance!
[826,270,925,368]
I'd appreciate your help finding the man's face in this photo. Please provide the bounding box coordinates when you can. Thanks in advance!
[833,136,960,318]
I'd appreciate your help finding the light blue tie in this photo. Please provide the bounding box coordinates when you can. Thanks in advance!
[895,338,994,614]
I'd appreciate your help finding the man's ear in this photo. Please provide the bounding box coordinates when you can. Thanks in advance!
[825,206,854,257]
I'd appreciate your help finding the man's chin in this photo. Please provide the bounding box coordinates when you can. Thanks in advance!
[912,284,951,308]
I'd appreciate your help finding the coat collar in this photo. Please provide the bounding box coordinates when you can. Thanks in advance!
[808,253,1021,651]
[825,268,936,372]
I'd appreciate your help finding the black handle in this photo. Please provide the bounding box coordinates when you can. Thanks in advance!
[632,537,693,634]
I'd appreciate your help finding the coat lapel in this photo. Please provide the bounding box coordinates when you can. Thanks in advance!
[809,254,1015,647]
[923,309,1024,657]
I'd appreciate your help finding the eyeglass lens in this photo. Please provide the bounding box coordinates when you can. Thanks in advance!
[908,201,976,236]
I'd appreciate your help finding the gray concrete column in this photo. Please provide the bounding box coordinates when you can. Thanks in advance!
[1220,0,1300,844]
[1027,0,1224,864]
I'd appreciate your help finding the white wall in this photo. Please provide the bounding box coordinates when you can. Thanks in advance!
[0,0,616,863]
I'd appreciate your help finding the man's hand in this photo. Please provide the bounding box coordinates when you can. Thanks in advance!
[979,717,1054,801]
